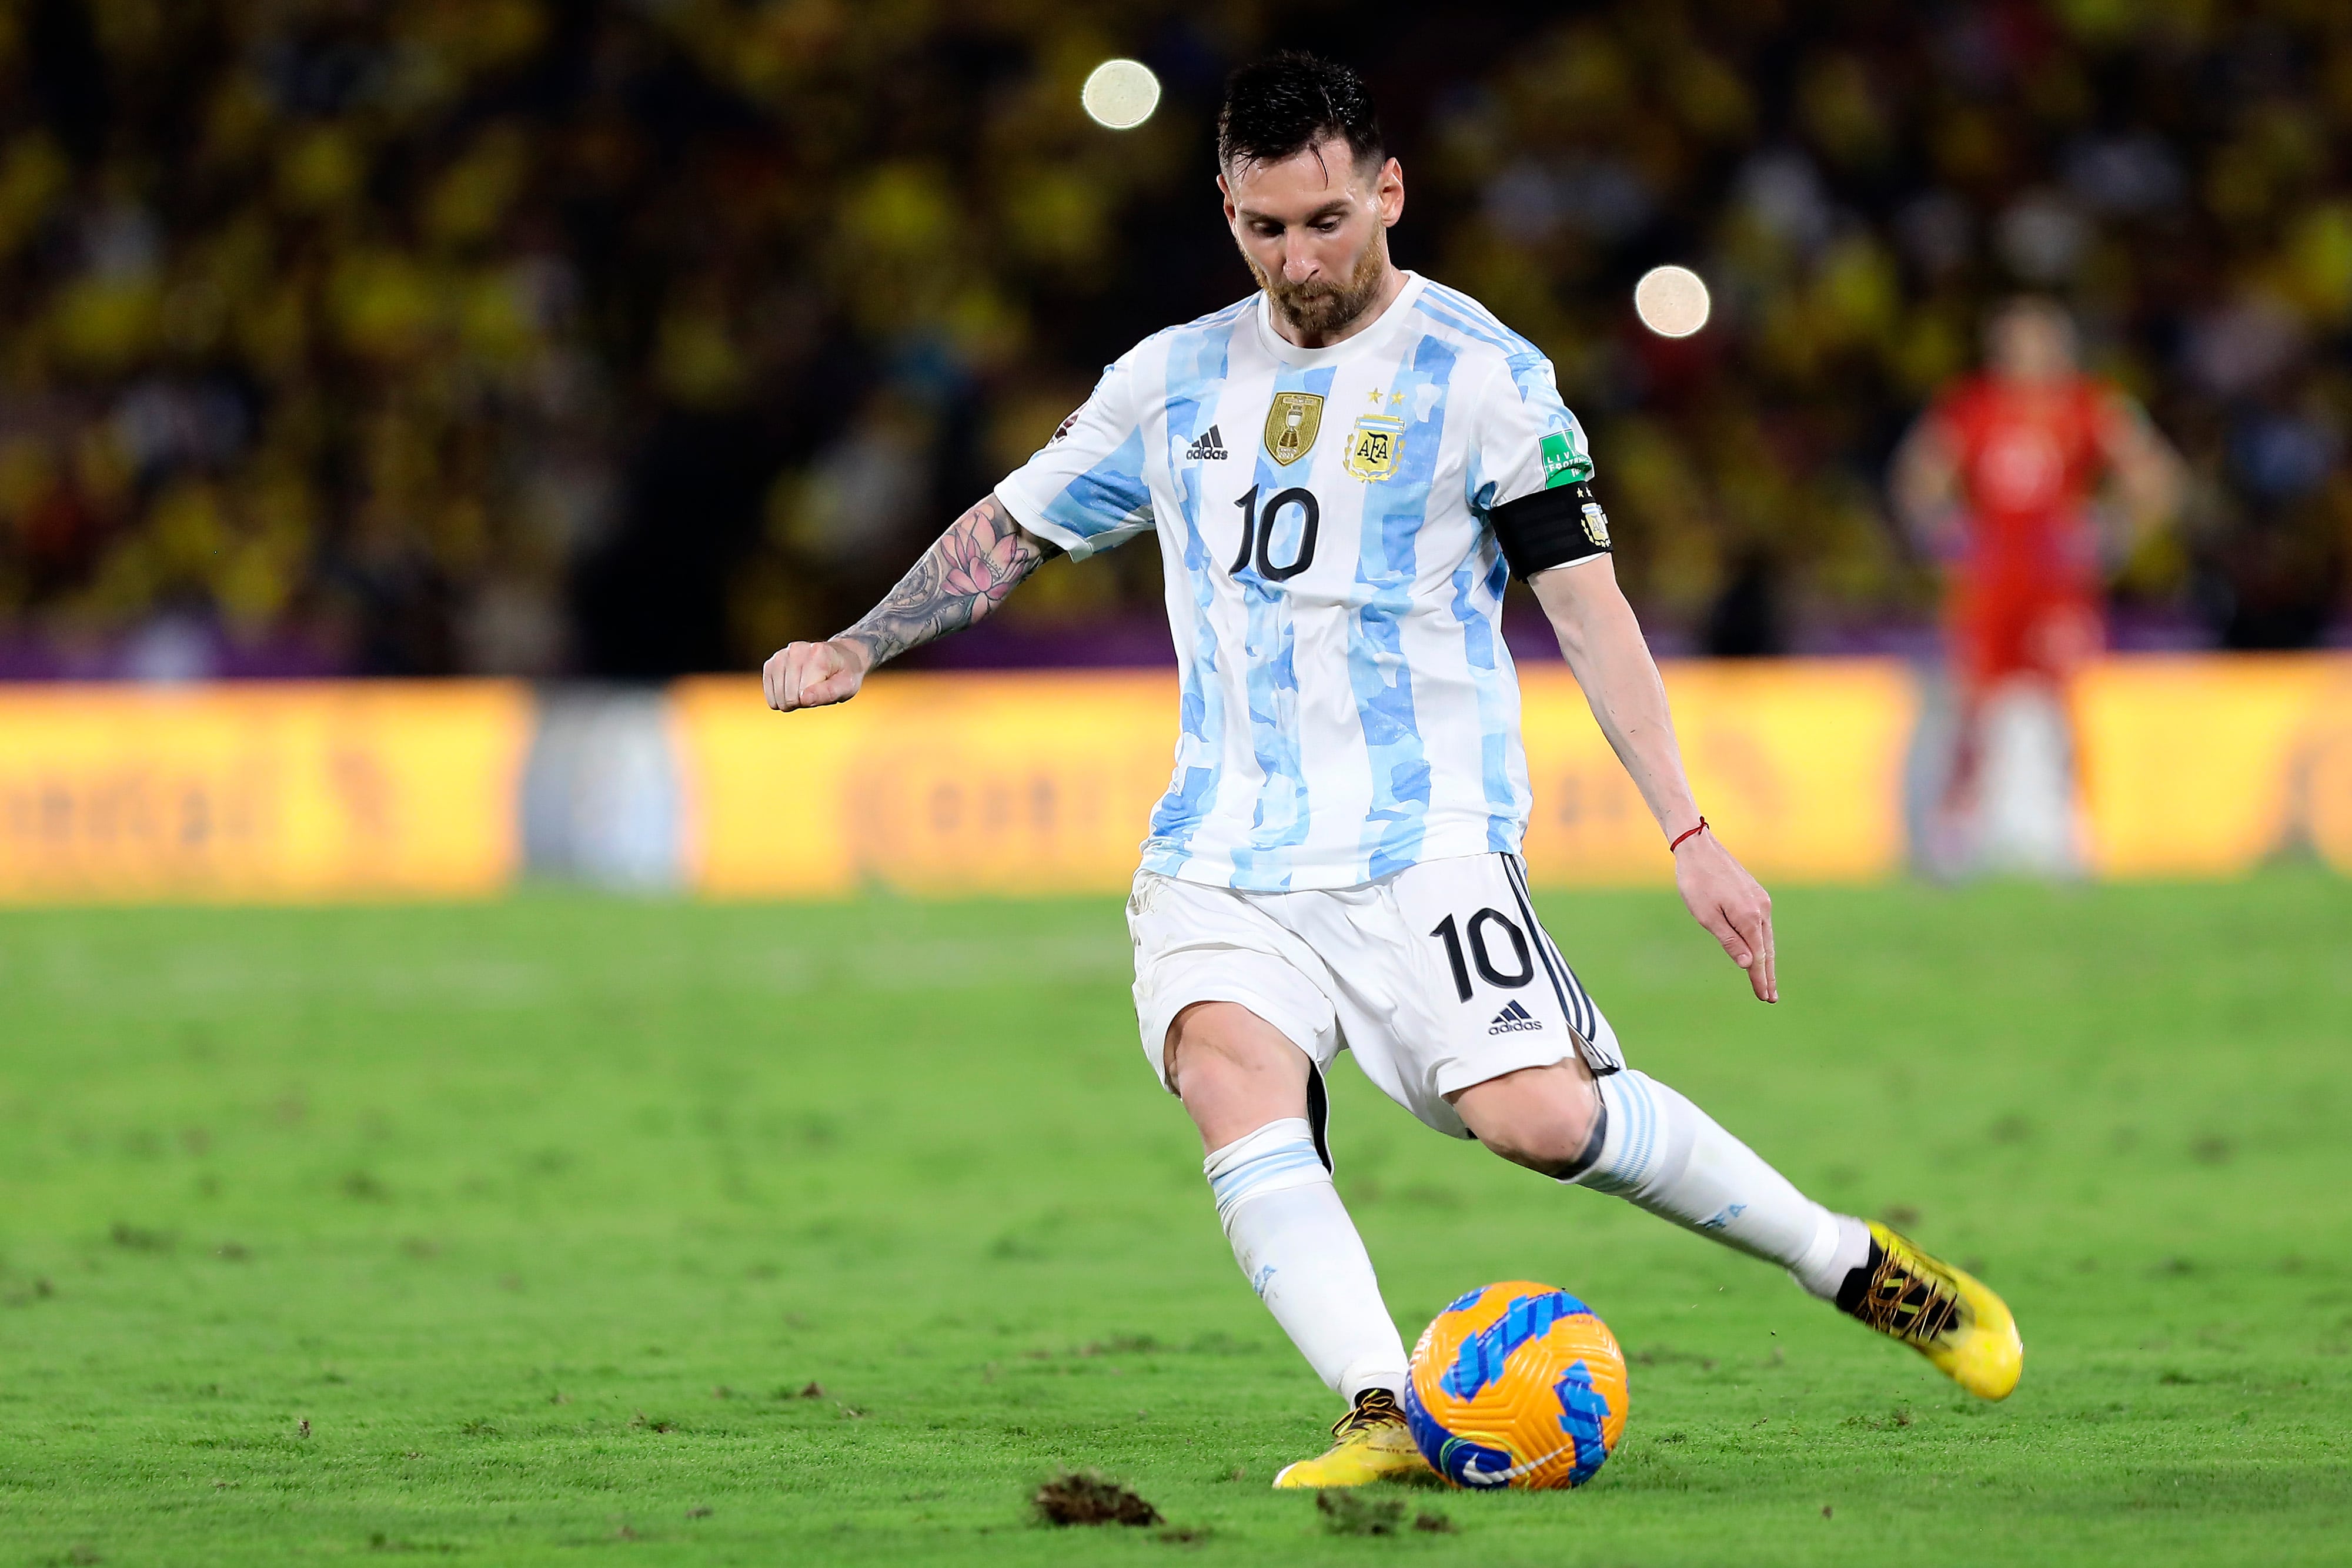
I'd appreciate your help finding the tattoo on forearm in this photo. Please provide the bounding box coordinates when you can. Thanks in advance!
[837,495,1060,668]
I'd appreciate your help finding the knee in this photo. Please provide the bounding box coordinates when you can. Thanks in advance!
[1165,1001,1309,1149]
[1451,1062,1603,1181]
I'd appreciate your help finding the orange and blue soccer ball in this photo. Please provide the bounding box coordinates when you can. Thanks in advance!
[1404,1281,1630,1489]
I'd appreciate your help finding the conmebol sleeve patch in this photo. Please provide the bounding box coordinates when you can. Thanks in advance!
[1539,432,1584,490]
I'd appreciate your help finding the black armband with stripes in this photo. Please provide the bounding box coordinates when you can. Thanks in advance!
[1489,482,1612,580]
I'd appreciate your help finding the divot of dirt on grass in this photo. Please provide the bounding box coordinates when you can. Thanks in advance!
[1317,1492,1401,1536]
[1032,1469,1162,1526]
[366,1531,459,1554]
[1314,1492,1455,1537]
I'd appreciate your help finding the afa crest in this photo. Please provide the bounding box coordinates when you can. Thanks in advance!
[1569,483,1611,547]
[1342,416,1406,483]
[1264,392,1324,466]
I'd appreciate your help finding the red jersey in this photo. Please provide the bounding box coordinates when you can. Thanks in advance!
[1928,374,2131,686]
[1928,373,2126,593]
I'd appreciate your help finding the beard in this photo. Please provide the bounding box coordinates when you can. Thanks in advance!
[1248,226,1391,339]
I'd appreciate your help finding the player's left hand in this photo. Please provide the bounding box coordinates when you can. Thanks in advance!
[1673,831,1777,1002]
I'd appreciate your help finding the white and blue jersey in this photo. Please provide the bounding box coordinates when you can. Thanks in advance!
[996,272,1605,892]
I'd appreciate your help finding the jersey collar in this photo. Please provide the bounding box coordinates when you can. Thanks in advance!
[1251,270,1427,368]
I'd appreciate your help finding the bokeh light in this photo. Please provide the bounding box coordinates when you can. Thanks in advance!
[1081,59,1161,130]
[1633,266,1712,338]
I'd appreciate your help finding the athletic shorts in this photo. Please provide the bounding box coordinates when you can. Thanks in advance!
[1950,577,2102,688]
[1127,852,1625,1141]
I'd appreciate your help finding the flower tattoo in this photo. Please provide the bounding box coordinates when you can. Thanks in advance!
[837,495,1059,669]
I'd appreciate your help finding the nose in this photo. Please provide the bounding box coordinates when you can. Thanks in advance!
[1282,233,1319,283]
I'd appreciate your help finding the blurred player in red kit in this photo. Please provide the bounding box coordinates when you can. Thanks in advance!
[1893,298,2183,875]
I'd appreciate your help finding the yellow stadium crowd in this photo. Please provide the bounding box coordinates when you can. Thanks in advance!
[0,0,2344,677]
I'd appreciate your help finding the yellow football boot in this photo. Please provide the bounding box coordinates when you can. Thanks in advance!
[1841,1221,2023,1400]
[1271,1388,1434,1489]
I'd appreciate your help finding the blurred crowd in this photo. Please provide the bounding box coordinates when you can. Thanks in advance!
[0,0,2344,679]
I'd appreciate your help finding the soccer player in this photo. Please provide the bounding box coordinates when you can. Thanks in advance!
[767,54,2023,1486]
[1892,298,2183,875]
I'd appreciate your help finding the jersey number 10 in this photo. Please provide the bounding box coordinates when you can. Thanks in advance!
[1429,909,1535,1001]
[1229,485,1320,581]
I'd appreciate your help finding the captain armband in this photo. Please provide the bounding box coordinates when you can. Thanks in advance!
[1489,482,1614,580]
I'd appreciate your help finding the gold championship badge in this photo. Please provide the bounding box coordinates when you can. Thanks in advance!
[1342,415,1405,482]
[1263,391,1324,466]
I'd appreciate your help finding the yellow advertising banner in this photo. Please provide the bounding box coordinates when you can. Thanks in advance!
[1516,661,1916,885]
[0,654,2334,904]
[2075,654,2352,877]
[673,661,1918,897]
[673,672,1177,897]
[0,682,530,901]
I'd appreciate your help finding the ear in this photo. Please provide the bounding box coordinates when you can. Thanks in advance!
[1375,156,1405,227]
[1217,170,1237,229]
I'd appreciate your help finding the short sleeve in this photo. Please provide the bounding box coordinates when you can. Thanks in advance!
[995,355,1155,560]
[2093,384,2149,446]
[1922,386,1969,449]
[1466,351,1609,580]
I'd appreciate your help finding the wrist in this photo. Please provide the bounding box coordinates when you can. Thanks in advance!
[831,633,883,674]
[1668,816,1708,853]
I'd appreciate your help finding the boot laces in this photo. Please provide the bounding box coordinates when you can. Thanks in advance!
[1331,1387,1405,1440]
[1857,1246,1965,1344]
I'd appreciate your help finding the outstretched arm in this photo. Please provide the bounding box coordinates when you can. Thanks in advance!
[1890,413,1963,561]
[1528,556,1778,1002]
[763,493,1061,712]
[2097,397,2186,546]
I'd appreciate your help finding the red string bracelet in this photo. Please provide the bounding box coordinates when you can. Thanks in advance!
[1669,817,1708,852]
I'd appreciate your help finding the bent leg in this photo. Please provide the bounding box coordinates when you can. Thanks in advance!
[1448,1058,1604,1178]
[1170,1003,1408,1402]
[1453,1062,1866,1300]
[1166,999,1311,1152]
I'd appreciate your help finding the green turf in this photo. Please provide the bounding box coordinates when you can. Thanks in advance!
[2,876,2348,1566]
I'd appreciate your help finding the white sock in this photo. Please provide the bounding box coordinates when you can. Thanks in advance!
[1572,1071,1870,1300]
[1204,1118,1409,1401]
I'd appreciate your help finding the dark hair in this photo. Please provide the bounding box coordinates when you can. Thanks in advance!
[1217,52,1384,173]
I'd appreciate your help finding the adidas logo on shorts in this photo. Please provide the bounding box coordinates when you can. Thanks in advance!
[1184,425,1228,461]
[1488,999,1542,1035]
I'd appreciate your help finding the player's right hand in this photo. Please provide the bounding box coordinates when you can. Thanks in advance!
[763,639,870,711]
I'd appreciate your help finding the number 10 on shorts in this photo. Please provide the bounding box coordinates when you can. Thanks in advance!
[1430,909,1535,1002]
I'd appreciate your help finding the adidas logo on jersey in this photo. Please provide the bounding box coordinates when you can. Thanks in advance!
[1488,999,1542,1035]
[1184,426,1228,461]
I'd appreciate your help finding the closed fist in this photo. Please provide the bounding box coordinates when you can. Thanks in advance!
[763,640,870,711]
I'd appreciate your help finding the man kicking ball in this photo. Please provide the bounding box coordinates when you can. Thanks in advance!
[764,51,2022,1486]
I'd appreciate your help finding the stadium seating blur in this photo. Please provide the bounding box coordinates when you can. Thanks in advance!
[0,0,2344,681]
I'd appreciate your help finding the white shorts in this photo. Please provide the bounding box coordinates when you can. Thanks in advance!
[1127,853,1625,1141]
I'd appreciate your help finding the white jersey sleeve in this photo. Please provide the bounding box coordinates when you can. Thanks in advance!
[994,353,1155,560]
[1465,350,1610,579]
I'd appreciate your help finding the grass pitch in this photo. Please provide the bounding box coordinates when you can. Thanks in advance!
[2,876,2347,1565]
